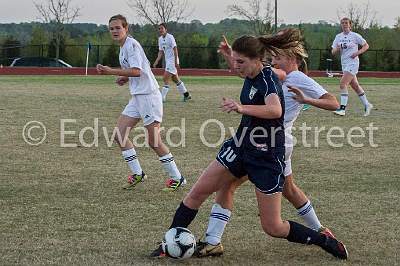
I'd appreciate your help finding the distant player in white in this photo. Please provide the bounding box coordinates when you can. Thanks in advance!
[96,15,186,191]
[332,17,373,116]
[153,23,192,102]
[194,29,343,257]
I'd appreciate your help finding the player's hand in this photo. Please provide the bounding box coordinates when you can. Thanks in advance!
[175,63,180,69]
[96,64,112,75]
[217,35,232,57]
[288,86,307,104]
[351,52,358,59]
[115,76,129,86]
[220,97,243,113]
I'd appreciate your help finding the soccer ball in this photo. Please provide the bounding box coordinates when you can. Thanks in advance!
[162,227,196,259]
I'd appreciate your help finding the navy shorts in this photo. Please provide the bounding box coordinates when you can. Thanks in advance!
[216,138,285,194]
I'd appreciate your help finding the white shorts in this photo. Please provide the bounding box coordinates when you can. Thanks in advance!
[165,62,177,75]
[342,63,359,76]
[121,91,163,126]
[284,121,295,177]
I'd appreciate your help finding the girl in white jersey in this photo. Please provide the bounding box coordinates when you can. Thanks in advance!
[194,29,345,258]
[96,15,186,191]
[332,17,373,116]
[153,23,192,102]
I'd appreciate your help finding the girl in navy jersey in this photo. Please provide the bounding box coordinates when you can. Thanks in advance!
[195,29,346,260]
[96,15,185,191]
[151,30,347,260]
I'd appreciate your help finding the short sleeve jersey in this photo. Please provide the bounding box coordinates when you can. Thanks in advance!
[119,36,159,95]
[332,31,366,65]
[283,71,327,123]
[158,33,177,65]
[235,66,285,152]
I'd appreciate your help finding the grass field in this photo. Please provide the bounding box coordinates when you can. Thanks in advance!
[1,75,399,265]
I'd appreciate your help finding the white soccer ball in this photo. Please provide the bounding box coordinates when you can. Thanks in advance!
[162,227,196,259]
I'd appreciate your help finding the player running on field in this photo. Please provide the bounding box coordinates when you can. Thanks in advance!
[153,23,192,102]
[96,14,186,191]
[332,17,373,116]
[151,29,347,260]
[194,29,345,259]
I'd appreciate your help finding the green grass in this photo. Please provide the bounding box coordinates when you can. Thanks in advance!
[0,75,399,265]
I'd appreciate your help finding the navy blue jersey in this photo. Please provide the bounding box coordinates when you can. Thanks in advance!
[234,66,285,152]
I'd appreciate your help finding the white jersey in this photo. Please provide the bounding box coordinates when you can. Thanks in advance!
[332,31,366,66]
[283,71,328,123]
[158,33,177,65]
[119,36,159,95]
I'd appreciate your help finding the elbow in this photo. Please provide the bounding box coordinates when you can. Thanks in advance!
[268,108,282,119]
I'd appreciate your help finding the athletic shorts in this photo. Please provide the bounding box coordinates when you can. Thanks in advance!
[216,138,285,195]
[342,62,359,76]
[284,121,295,177]
[121,90,163,126]
[165,62,178,75]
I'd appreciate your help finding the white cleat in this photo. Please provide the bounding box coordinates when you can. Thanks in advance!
[364,103,373,116]
[333,109,346,116]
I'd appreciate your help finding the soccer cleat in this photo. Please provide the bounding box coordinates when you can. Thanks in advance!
[162,176,187,192]
[302,104,311,111]
[194,240,224,257]
[318,226,336,239]
[333,109,346,116]
[183,93,192,102]
[364,103,373,116]
[149,243,166,258]
[122,172,147,190]
[319,234,348,260]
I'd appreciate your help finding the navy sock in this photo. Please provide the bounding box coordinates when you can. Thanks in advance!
[286,220,325,246]
[169,201,198,229]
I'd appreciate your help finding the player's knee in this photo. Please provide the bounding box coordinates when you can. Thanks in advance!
[283,180,297,200]
[261,221,286,238]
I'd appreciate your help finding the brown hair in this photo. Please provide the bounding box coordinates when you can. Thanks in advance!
[232,28,308,65]
[340,17,352,25]
[109,14,128,28]
[159,23,167,30]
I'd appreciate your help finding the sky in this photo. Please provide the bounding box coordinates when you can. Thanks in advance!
[1,0,399,27]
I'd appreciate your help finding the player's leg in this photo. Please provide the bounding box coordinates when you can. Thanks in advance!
[350,75,373,116]
[256,190,347,260]
[194,176,247,257]
[172,73,191,101]
[333,71,353,116]
[118,101,147,189]
[150,160,237,257]
[161,71,172,102]
[145,121,185,191]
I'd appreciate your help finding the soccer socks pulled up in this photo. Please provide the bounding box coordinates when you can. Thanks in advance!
[205,204,231,245]
[358,92,370,107]
[340,92,349,110]
[297,200,322,231]
[122,148,142,175]
[176,81,188,94]
[286,220,325,246]
[169,201,198,229]
[159,153,181,181]
[161,85,170,101]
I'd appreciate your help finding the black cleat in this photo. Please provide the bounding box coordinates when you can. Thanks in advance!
[149,243,166,258]
[320,234,348,260]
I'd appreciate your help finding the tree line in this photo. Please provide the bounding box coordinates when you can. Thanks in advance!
[1,18,400,71]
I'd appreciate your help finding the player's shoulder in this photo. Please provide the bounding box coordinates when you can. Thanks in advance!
[286,70,307,81]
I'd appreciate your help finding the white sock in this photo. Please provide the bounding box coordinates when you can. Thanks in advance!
[340,91,349,109]
[297,200,321,231]
[159,153,181,180]
[161,85,169,100]
[358,92,370,107]
[176,81,187,94]
[205,203,231,245]
[122,148,142,175]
